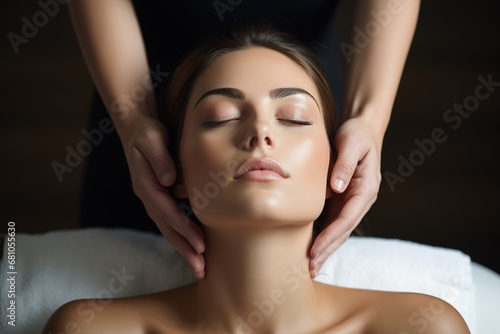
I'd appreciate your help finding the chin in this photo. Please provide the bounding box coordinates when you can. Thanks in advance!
[188,180,326,228]
[196,192,322,228]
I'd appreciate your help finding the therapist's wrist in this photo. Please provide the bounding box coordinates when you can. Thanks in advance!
[118,112,163,149]
[106,104,158,144]
[341,104,389,150]
[103,85,160,138]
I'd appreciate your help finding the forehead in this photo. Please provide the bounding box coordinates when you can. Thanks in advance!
[188,47,319,107]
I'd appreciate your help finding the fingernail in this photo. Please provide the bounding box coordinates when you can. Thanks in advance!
[195,242,205,254]
[195,271,205,279]
[161,171,173,185]
[311,269,318,279]
[313,252,321,260]
[333,178,345,191]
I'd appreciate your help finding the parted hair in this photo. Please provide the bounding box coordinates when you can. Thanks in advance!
[162,21,339,238]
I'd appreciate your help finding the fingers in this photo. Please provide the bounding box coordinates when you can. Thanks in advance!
[136,128,177,186]
[132,146,205,251]
[309,118,384,278]
[309,229,351,279]
[309,187,377,278]
[331,136,363,193]
[130,147,206,277]
[153,223,206,279]
[144,185,206,255]
[144,180,207,278]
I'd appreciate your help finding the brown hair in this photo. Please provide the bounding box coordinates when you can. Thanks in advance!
[163,21,337,237]
[164,21,336,164]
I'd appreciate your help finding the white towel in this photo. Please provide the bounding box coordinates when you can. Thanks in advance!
[0,228,473,334]
[314,237,474,327]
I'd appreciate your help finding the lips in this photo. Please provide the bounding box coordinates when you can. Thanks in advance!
[234,157,288,180]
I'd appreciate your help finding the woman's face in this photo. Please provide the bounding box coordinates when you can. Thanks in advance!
[179,47,331,228]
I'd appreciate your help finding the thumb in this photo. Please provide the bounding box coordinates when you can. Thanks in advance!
[137,131,177,186]
[331,140,361,193]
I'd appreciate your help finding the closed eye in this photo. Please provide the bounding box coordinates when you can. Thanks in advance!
[203,118,313,127]
[278,119,313,126]
[202,118,240,127]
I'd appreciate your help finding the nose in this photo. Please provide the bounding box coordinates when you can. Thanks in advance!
[240,119,276,151]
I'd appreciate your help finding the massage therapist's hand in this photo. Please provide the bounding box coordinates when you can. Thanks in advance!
[309,117,382,278]
[122,114,206,279]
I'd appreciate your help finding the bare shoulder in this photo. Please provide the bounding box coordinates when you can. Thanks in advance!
[41,296,146,334]
[41,284,198,334]
[365,290,471,334]
[314,283,470,334]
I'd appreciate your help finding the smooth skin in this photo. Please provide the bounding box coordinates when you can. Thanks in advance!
[68,0,421,279]
[42,47,469,334]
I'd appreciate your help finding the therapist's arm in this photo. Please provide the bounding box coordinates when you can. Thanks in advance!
[69,0,206,278]
[310,0,420,277]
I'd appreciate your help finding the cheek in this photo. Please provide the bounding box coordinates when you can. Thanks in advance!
[287,132,330,183]
[276,129,330,222]
[180,129,235,193]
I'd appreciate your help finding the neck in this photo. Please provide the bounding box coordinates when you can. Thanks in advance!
[193,223,322,333]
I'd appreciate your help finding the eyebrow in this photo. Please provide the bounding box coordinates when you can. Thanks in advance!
[193,87,319,111]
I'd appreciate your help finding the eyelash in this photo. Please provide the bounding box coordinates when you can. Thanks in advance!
[202,119,239,127]
[202,118,313,127]
[278,119,313,126]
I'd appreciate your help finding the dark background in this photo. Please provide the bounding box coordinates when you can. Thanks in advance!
[1,1,499,273]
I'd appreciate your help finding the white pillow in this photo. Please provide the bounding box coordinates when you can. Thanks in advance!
[470,262,500,334]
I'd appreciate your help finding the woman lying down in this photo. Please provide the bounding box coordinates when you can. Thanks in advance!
[42,22,470,334]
